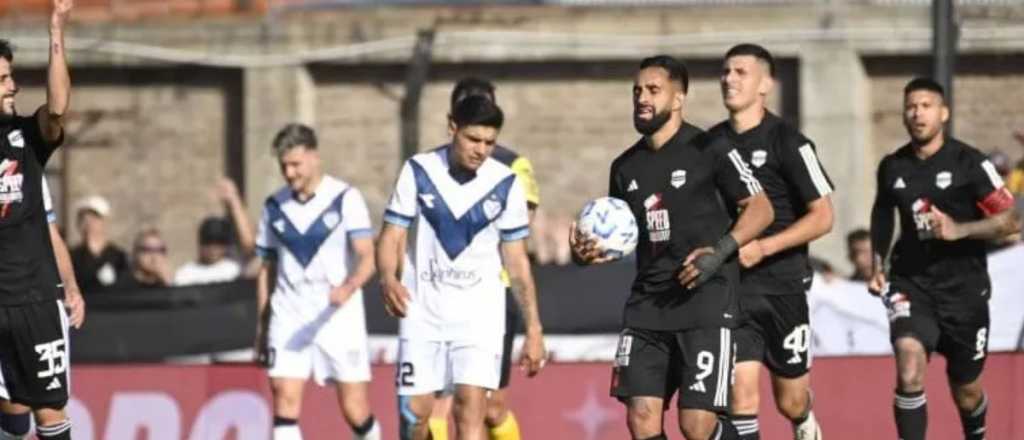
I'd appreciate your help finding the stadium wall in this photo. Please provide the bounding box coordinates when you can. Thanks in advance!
[2,4,1023,272]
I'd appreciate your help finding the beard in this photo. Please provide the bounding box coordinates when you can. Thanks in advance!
[634,108,671,136]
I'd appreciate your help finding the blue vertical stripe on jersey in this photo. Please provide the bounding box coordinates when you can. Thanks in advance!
[409,160,516,260]
[264,189,349,268]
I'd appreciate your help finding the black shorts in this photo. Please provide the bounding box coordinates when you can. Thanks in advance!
[734,294,811,378]
[609,327,734,413]
[885,276,990,384]
[498,289,521,389]
[0,300,70,408]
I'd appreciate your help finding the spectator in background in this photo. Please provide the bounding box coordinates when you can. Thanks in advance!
[116,228,173,289]
[70,195,129,294]
[809,255,836,283]
[846,228,872,282]
[174,178,256,285]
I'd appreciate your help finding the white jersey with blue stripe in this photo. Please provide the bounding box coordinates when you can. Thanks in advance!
[256,175,374,322]
[384,146,530,341]
[41,178,56,224]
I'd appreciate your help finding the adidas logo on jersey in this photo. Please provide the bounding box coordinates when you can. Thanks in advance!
[46,378,62,391]
[689,380,706,393]
[7,130,24,148]
[894,178,906,189]
[627,180,638,192]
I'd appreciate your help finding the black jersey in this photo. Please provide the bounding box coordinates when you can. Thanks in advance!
[0,111,62,305]
[609,123,762,330]
[708,112,834,295]
[874,138,1012,289]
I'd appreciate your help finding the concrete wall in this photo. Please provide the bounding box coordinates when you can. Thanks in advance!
[5,4,1023,274]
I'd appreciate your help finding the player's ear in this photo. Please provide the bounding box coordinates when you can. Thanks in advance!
[447,114,457,136]
[759,74,774,97]
[940,104,950,123]
[674,90,685,112]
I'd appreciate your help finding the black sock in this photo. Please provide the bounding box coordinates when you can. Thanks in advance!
[273,416,298,426]
[637,434,667,440]
[354,414,377,435]
[714,417,740,440]
[732,414,759,440]
[893,390,927,440]
[36,420,72,440]
[0,412,31,437]
[959,393,988,440]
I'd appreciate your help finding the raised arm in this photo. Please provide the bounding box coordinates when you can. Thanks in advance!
[37,0,73,144]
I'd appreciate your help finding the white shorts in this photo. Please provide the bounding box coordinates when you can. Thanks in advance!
[267,302,371,385]
[396,337,503,396]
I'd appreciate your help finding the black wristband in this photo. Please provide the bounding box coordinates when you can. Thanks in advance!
[713,234,739,258]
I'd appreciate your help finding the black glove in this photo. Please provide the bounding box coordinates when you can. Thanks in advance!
[691,234,739,288]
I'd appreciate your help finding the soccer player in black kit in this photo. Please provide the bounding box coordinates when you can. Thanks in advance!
[869,78,1020,440]
[708,45,834,440]
[572,55,773,440]
[0,0,76,439]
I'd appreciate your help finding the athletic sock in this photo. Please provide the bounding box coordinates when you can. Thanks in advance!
[488,410,520,440]
[958,393,988,440]
[893,390,927,440]
[732,414,759,440]
[273,416,301,440]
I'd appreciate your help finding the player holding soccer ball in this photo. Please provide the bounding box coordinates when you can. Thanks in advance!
[571,55,773,440]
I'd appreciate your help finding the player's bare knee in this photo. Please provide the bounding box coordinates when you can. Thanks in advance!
[484,393,508,426]
[626,399,662,437]
[894,341,927,391]
[730,383,759,415]
[271,390,302,417]
[677,415,715,440]
[951,381,984,411]
[774,388,808,420]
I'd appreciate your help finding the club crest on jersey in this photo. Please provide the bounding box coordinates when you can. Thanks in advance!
[322,211,340,229]
[670,170,687,189]
[483,196,502,221]
[936,171,952,189]
[6,130,24,148]
[751,150,767,168]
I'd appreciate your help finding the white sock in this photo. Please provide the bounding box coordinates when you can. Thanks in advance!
[355,418,381,440]
[273,424,302,440]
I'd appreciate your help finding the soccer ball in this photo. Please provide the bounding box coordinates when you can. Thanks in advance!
[575,197,639,259]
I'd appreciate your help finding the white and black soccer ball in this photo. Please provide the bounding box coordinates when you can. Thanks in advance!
[576,196,639,259]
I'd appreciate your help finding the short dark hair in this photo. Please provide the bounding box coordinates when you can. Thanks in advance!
[639,55,689,93]
[846,228,870,249]
[725,43,776,78]
[904,77,945,100]
[0,40,12,63]
[451,95,504,130]
[272,123,317,155]
[451,77,496,110]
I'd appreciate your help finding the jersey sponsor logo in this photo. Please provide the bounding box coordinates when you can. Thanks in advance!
[627,179,638,192]
[483,195,502,221]
[670,169,687,188]
[894,177,906,189]
[643,193,670,242]
[7,130,24,148]
[936,171,952,189]
[751,149,767,168]
[911,198,935,240]
[322,211,340,229]
[0,158,24,217]
[419,258,482,289]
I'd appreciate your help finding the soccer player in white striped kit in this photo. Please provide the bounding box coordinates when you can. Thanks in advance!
[255,123,381,440]
[377,96,546,440]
